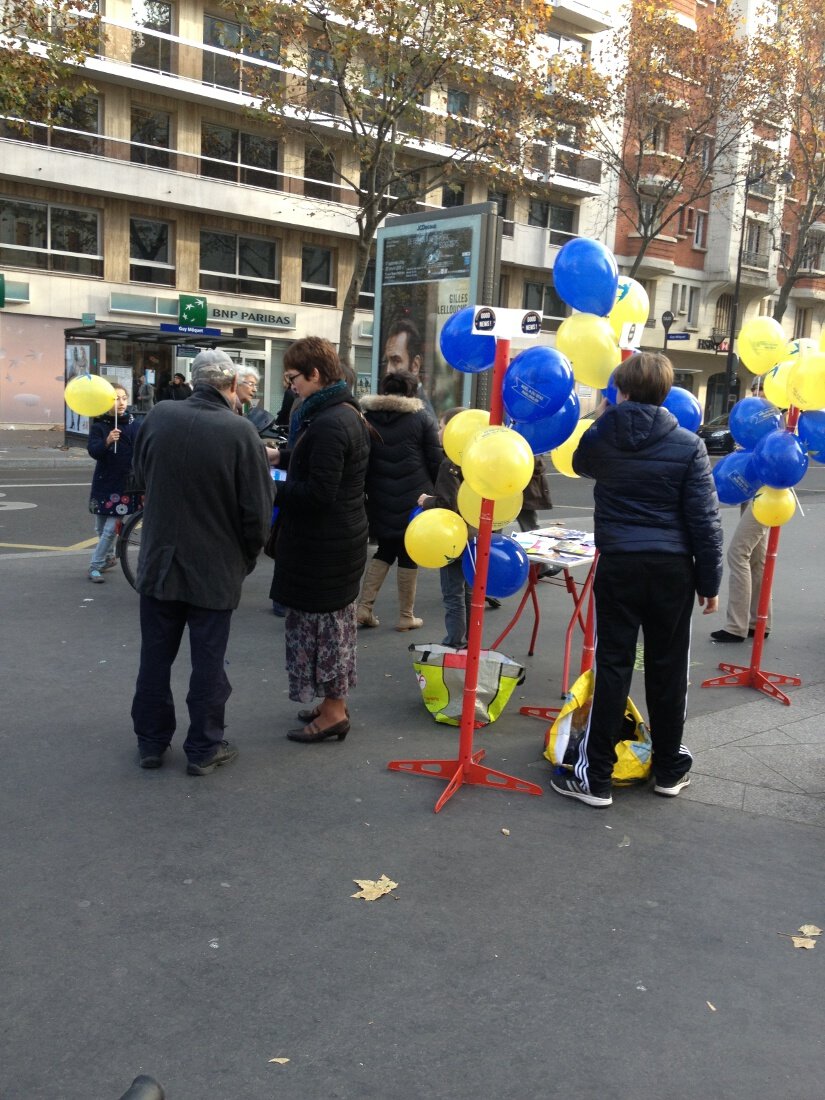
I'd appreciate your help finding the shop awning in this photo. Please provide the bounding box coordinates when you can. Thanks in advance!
[64,322,251,349]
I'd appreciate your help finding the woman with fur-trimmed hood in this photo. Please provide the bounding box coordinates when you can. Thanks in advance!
[357,370,442,631]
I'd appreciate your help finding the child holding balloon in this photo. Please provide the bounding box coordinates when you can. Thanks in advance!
[417,407,475,648]
[87,384,142,583]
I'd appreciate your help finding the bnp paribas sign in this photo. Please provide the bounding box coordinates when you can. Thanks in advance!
[178,294,208,327]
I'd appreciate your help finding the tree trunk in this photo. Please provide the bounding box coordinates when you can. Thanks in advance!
[338,227,377,369]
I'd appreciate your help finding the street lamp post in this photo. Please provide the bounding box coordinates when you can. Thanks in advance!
[725,170,762,411]
[725,166,794,411]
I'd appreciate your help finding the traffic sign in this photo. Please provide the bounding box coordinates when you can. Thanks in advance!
[667,332,690,341]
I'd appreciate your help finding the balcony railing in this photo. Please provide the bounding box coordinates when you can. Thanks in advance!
[742,250,770,269]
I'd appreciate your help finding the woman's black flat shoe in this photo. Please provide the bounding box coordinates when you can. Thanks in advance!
[287,719,350,743]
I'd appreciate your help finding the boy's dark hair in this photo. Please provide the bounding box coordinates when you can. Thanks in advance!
[613,351,674,406]
[380,369,418,398]
[440,406,466,426]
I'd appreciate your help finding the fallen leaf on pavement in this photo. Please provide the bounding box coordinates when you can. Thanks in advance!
[706,1002,716,1012]
[798,924,822,937]
[352,874,399,901]
[269,1058,290,1064]
[501,828,510,836]
[791,936,817,949]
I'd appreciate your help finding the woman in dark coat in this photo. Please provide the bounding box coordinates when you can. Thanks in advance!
[270,337,371,743]
[357,371,442,630]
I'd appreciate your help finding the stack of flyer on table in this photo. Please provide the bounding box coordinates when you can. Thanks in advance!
[512,526,596,567]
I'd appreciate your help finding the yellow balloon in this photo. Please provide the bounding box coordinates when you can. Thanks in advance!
[462,426,534,500]
[751,486,796,527]
[556,313,621,389]
[607,277,650,341]
[788,353,825,410]
[457,481,523,530]
[64,374,118,417]
[737,317,789,374]
[787,337,818,360]
[762,361,794,408]
[404,508,468,569]
[442,409,490,465]
[550,420,590,478]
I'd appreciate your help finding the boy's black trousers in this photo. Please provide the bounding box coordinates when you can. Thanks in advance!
[574,552,695,793]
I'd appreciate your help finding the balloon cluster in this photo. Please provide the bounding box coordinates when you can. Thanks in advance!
[711,318,825,527]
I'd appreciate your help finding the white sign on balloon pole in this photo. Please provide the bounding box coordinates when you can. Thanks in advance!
[472,306,543,340]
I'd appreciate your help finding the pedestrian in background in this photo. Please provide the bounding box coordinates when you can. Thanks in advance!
[357,369,442,631]
[87,384,141,583]
[130,350,272,775]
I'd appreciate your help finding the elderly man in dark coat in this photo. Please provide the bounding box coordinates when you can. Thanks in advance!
[130,349,273,775]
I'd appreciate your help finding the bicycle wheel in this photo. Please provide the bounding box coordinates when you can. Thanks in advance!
[118,509,143,591]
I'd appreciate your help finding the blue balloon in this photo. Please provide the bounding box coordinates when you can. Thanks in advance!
[553,238,619,317]
[729,396,782,450]
[797,410,825,462]
[602,371,619,405]
[511,392,581,455]
[502,346,574,423]
[461,535,530,599]
[439,306,497,374]
[751,429,808,489]
[712,451,760,505]
[662,386,702,432]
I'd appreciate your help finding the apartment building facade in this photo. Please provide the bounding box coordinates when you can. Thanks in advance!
[0,0,612,426]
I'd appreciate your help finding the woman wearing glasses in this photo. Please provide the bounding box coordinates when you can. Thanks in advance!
[270,337,371,743]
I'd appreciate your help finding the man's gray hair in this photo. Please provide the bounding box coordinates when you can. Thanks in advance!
[191,349,237,388]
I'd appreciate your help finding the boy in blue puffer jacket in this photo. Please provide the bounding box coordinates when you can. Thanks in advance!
[551,352,723,808]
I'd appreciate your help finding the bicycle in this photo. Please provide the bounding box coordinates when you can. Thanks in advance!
[117,507,144,591]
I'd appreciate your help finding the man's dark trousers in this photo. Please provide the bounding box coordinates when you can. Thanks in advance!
[132,595,233,766]
[575,552,695,793]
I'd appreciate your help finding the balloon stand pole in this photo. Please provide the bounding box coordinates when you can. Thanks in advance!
[702,407,802,705]
[388,336,543,811]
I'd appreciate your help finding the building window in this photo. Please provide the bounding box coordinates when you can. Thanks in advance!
[131,1,173,73]
[358,258,375,310]
[687,286,700,327]
[202,16,278,90]
[301,245,335,305]
[523,279,568,331]
[714,293,732,336]
[487,190,514,237]
[304,145,336,201]
[744,221,767,267]
[446,87,472,146]
[441,182,465,208]
[0,198,102,275]
[528,199,576,242]
[199,230,279,298]
[637,278,657,325]
[201,123,280,189]
[2,95,102,153]
[693,211,707,249]
[650,119,669,153]
[307,47,337,115]
[131,106,171,168]
[130,218,174,286]
[794,307,812,339]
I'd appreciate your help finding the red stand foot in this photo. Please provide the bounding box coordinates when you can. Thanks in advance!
[701,662,801,706]
[519,705,561,721]
[388,751,543,813]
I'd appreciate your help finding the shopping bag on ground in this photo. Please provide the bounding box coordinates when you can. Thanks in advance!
[543,669,652,784]
[410,643,526,727]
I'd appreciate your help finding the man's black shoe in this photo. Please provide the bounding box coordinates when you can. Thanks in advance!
[139,747,168,769]
[187,740,238,776]
[748,628,770,638]
[710,629,745,643]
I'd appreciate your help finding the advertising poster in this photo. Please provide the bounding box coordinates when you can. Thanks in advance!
[373,205,499,418]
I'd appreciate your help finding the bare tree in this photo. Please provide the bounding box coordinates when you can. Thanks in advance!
[232,0,607,363]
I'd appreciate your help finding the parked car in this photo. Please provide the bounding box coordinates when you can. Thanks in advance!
[697,413,734,454]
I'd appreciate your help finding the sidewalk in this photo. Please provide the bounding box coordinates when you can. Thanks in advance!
[0,426,94,468]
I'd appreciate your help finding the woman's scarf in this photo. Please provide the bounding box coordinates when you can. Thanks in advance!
[298,379,348,424]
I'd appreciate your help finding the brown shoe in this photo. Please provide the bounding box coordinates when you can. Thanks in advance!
[287,719,350,743]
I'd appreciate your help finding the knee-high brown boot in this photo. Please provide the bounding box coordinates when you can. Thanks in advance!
[396,567,423,631]
[357,559,390,627]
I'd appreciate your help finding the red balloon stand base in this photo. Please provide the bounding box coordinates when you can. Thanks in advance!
[388,751,543,815]
[702,521,801,705]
